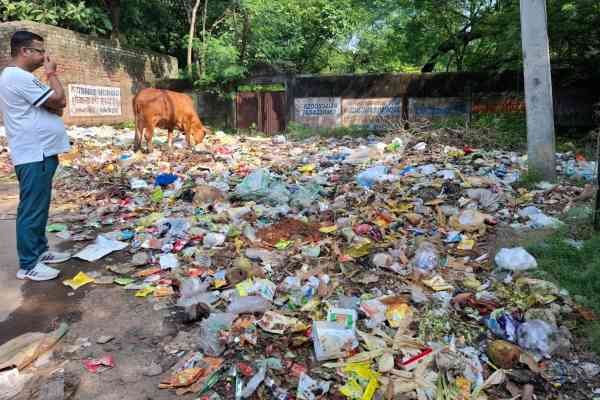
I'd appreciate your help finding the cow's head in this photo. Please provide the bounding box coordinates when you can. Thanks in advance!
[190,119,206,144]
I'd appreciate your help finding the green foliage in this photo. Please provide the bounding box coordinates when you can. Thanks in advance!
[193,34,247,95]
[237,83,285,92]
[114,120,135,129]
[238,0,357,73]
[528,223,600,353]
[0,0,111,36]
[2,0,599,91]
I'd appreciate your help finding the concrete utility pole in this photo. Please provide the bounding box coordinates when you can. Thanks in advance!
[520,0,556,181]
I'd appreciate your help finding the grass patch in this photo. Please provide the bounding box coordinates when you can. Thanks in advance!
[514,169,544,190]
[424,113,527,151]
[527,211,600,352]
[286,121,372,140]
[115,121,135,129]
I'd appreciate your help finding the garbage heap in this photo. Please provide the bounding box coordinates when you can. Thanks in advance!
[4,126,600,399]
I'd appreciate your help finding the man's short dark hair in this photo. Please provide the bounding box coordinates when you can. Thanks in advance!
[10,31,44,57]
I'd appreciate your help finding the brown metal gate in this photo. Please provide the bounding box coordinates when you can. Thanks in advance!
[236,91,286,134]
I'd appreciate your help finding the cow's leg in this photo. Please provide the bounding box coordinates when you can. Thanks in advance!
[134,117,142,152]
[167,129,174,151]
[185,130,192,148]
[145,123,155,153]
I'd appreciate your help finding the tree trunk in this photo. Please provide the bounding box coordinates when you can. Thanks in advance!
[109,0,121,42]
[421,29,482,73]
[102,0,121,42]
[239,9,250,64]
[187,0,202,79]
[200,0,209,79]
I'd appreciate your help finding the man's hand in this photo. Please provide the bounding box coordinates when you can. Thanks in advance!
[42,54,66,110]
[46,107,64,117]
[44,55,57,75]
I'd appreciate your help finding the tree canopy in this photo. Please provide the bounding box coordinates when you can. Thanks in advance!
[2,0,599,89]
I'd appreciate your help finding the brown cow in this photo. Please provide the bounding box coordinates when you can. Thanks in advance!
[133,88,208,152]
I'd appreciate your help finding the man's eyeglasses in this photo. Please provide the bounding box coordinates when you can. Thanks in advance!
[25,47,45,54]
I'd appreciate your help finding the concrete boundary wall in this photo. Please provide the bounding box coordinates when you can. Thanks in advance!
[233,71,598,132]
[0,21,178,126]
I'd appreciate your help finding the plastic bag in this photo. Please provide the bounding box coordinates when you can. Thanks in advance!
[227,295,271,314]
[484,310,519,342]
[0,323,69,370]
[527,213,564,229]
[418,164,437,175]
[158,218,190,238]
[203,232,226,248]
[356,165,389,189]
[290,183,322,208]
[564,160,596,181]
[312,321,358,361]
[296,373,330,400]
[344,143,385,165]
[494,247,537,271]
[159,253,180,270]
[386,137,405,153]
[0,368,30,400]
[518,206,542,219]
[449,209,487,232]
[234,169,290,204]
[517,319,558,358]
[198,313,237,356]
[155,173,178,187]
[412,242,440,273]
[466,188,503,211]
[177,278,220,309]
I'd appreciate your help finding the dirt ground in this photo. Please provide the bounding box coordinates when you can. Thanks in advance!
[1,180,186,400]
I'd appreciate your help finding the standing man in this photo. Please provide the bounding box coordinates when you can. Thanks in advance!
[0,31,71,281]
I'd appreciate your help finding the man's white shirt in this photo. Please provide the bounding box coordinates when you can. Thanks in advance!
[0,66,70,166]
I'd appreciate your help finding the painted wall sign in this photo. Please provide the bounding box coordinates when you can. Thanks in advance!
[342,98,403,130]
[408,97,467,120]
[295,97,341,128]
[68,84,121,116]
[472,96,525,113]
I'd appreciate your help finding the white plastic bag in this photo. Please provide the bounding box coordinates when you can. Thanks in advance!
[494,247,537,271]
[517,319,558,358]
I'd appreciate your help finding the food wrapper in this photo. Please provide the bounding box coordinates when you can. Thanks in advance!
[63,272,95,290]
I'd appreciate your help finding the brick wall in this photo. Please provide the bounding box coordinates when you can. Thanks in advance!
[0,21,178,126]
